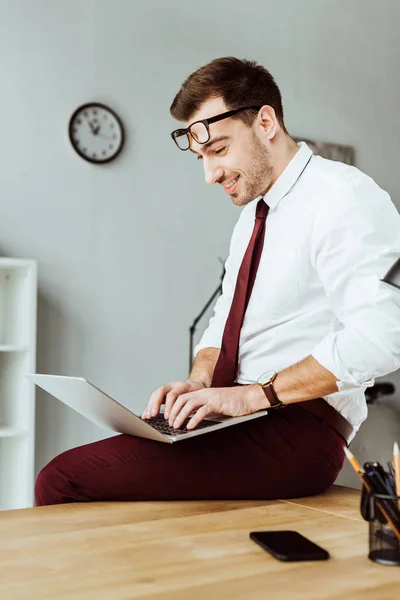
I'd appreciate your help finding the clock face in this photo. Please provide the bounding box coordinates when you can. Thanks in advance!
[68,103,125,164]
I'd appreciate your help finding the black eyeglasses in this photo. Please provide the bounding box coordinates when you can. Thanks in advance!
[171,105,261,151]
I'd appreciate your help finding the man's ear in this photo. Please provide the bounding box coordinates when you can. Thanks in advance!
[258,105,278,141]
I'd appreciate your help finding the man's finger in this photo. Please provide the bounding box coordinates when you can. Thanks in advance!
[167,392,196,426]
[186,403,215,429]
[164,383,188,418]
[142,384,172,418]
[172,397,205,429]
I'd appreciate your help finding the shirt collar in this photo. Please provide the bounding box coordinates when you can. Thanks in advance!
[260,142,313,210]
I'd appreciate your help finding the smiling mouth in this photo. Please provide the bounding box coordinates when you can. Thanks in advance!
[223,175,240,195]
[223,175,239,189]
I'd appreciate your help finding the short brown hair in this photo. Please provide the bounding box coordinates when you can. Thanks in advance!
[170,56,287,132]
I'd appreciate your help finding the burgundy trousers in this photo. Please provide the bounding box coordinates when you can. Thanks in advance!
[34,403,346,506]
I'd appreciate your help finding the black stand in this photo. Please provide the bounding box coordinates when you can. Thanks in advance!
[188,260,225,376]
[365,382,395,404]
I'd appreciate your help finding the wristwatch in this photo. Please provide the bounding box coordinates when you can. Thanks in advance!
[257,370,286,409]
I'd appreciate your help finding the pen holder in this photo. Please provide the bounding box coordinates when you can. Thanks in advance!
[368,493,400,566]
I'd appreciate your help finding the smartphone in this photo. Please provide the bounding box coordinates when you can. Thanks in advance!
[249,530,330,562]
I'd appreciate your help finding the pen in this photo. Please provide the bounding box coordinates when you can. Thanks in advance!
[394,442,400,508]
[364,463,399,525]
[369,462,396,496]
[344,447,400,541]
[365,463,391,494]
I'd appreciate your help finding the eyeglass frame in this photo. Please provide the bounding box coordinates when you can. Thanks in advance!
[170,105,262,151]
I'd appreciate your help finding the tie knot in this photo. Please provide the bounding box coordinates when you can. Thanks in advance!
[255,199,269,219]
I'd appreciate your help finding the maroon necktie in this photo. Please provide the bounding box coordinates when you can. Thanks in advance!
[211,198,270,387]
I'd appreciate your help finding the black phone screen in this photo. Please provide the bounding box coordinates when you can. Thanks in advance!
[249,530,330,562]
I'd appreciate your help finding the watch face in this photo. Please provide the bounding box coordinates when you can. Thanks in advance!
[257,369,276,385]
[68,103,125,164]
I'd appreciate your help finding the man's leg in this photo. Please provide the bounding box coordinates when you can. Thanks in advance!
[35,405,345,506]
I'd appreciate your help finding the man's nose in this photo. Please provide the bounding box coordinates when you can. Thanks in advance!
[203,158,223,185]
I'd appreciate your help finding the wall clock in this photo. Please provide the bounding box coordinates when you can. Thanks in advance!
[68,102,125,164]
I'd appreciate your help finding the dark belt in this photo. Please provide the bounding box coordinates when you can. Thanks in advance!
[298,398,353,446]
[234,384,353,445]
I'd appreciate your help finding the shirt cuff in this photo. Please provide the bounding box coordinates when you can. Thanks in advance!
[194,334,221,358]
[311,332,375,390]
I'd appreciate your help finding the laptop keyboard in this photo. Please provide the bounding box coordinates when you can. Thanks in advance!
[142,413,219,436]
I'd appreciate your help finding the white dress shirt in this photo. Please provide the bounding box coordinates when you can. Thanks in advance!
[194,142,400,433]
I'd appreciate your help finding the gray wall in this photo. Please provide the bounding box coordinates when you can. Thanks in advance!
[1,0,399,486]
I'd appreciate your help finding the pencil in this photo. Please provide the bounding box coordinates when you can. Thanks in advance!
[393,442,400,506]
[343,446,400,541]
[343,446,364,475]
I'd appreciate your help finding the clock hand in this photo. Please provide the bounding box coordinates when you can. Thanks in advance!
[89,122,112,139]
[97,133,114,141]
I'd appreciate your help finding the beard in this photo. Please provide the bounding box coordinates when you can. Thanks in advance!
[231,133,273,206]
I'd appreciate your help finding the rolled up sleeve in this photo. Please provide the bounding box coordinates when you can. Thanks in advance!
[311,180,400,389]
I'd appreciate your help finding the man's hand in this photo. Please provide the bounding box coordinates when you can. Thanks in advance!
[166,384,268,430]
[142,379,206,419]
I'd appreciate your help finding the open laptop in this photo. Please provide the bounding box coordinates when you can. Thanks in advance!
[26,374,268,443]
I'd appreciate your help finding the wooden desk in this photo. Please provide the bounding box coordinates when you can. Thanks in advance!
[0,486,399,599]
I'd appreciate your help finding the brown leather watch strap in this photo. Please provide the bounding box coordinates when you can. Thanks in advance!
[261,381,286,409]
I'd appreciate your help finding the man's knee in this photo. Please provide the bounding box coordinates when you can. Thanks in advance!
[34,460,69,506]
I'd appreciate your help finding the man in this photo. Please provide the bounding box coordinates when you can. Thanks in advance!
[35,57,400,506]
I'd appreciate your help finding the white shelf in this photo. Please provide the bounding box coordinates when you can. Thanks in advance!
[0,345,29,352]
[0,426,28,438]
[0,259,37,510]
[0,258,36,269]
